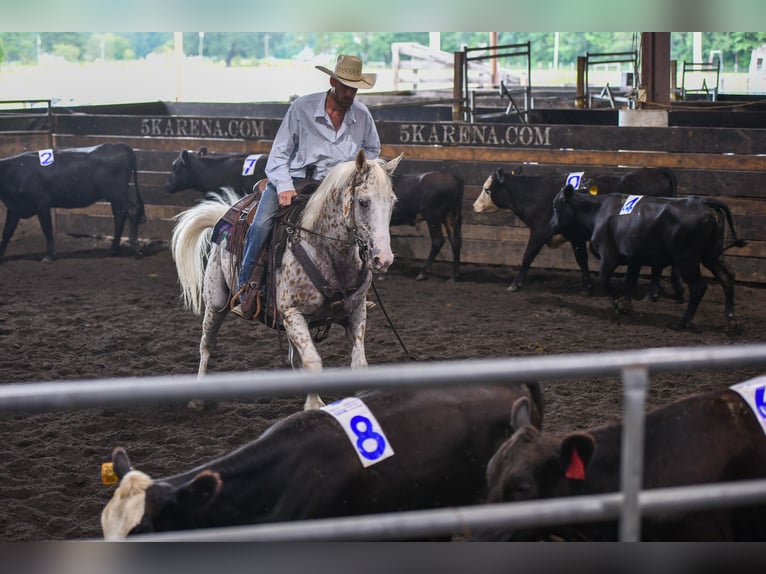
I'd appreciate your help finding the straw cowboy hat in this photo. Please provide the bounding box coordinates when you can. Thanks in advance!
[316,54,377,89]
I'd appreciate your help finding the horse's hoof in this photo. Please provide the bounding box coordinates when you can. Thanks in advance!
[415,273,427,281]
[508,283,521,292]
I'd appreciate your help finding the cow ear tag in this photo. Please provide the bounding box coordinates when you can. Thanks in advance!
[101,462,119,485]
[565,447,586,480]
[589,185,599,196]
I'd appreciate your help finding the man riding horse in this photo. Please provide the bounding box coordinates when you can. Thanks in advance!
[233,54,380,319]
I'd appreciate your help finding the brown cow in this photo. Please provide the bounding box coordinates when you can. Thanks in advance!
[481,387,766,541]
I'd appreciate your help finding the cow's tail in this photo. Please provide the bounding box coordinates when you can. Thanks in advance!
[171,190,236,315]
[127,146,146,223]
[702,198,748,250]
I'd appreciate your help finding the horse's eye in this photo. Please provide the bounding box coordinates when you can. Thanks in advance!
[358,198,370,209]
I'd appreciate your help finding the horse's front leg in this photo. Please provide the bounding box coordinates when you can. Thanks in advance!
[346,299,368,369]
[281,307,325,410]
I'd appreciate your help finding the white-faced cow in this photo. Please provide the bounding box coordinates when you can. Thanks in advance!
[101,383,543,540]
[473,166,680,298]
[389,169,464,281]
[0,143,145,262]
[551,185,746,330]
[164,147,268,197]
[481,387,766,541]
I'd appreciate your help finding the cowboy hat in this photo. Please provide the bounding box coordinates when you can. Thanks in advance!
[315,54,377,89]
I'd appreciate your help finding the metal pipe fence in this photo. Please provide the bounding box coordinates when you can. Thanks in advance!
[3,343,766,541]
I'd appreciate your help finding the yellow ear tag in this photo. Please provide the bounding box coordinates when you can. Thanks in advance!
[101,462,119,485]
[589,185,599,196]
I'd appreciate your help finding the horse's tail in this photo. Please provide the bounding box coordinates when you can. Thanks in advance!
[701,197,747,250]
[171,188,238,314]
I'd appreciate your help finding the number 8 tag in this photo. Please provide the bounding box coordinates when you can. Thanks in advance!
[321,397,394,467]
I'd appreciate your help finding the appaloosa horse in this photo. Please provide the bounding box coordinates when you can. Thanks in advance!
[171,150,402,410]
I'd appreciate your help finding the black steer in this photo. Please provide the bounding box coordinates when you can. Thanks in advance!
[165,147,268,196]
[551,185,746,330]
[0,142,145,262]
[473,166,679,297]
[390,169,464,281]
[482,387,766,541]
[101,383,543,540]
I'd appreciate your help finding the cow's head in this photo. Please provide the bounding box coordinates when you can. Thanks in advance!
[473,169,504,213]
[549,183,577,234]
[100,447,222,539]
[164,149,197,193]
[486,395,597,503]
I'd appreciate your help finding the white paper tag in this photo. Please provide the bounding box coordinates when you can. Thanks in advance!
[619,195,643,215]
[38,149,54,166]
[242,154,263,176]
[566,171,584,189]
[321,397,394,467]
[730,375,766,436]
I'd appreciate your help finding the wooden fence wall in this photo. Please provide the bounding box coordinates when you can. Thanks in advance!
[1,103,765,283]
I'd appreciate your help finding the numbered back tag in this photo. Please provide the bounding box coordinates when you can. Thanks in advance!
[38,149,54,167]
[731,375,766,436]
[566,171,584,189]
[619,195,643,215]
[321,397,394,467]
[242,154,263,176]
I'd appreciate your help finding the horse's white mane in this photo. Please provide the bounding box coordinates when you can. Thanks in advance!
[300,157,389,230]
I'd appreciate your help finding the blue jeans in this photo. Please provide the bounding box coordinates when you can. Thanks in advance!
[237,181,280,294]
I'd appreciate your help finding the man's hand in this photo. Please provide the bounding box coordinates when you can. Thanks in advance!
[278,189,297,207]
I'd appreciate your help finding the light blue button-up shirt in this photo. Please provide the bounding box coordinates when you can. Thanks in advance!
[265,90,381,194]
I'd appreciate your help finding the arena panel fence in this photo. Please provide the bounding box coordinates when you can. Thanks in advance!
[3,344,766,542]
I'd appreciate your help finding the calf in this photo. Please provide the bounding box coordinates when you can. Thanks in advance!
[483,387,766,541]
[390,169,464,281]
[164,147,268,196]
[473,166,679,297]
[101,383,542,540]
[551,185,746,330]
[0,143,145,262]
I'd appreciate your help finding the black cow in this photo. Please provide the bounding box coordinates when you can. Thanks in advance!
[390,169,464,281]
[0,143,145,262]
[100,383,543,540]
[551,185,746,330]
[473,166,679,297]
[481,387,766,541]
[164,147,268,196]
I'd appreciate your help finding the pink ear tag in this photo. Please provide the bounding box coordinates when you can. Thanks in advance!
[565,447,586,480]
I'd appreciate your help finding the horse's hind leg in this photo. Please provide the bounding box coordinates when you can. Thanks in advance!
[417,218,445,281]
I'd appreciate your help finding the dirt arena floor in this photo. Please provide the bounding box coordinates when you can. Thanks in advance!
[1,232,765,542]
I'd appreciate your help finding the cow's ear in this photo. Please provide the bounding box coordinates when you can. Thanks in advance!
[112,447,133,479]
[495,168,505,184]
[510,397,532,430]
[510,165,523,176]
[564,184,575,199]
[560,432,596,480]
[178,470,222,511]
[181,150,190,162]
[198,147,208,156]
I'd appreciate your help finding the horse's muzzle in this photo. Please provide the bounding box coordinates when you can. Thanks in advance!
[371,245,394,273]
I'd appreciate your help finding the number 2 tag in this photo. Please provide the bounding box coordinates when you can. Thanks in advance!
[38,149,54,166]
[321,397,394,467]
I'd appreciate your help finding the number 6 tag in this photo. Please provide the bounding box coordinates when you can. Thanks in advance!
[321,397,394,467]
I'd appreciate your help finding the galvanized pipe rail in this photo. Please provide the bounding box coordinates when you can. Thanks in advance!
[3,343,766,542]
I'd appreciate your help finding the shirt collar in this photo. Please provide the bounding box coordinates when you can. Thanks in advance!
[315,90,356,125]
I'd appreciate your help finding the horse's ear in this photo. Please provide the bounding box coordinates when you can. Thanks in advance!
[383,153,404,177]
[355,149,367,172]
